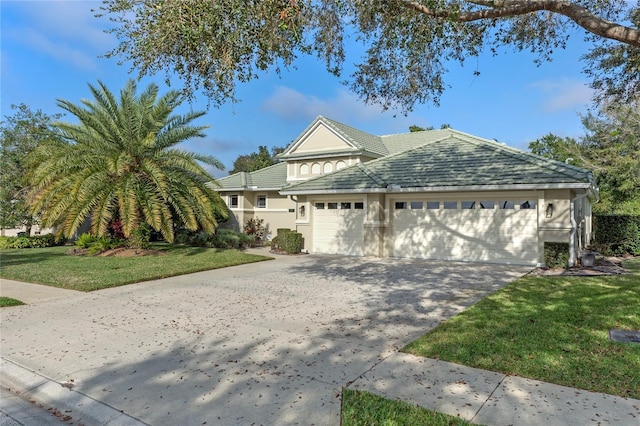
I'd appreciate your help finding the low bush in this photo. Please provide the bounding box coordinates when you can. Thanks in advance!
[594,215,640,256]
[128,224,151,249]
[544,242,570,269]
[0,233,60,249]
[76,232,96,248]
[211,229,253,249]
[244,217,266,246]
[270,228,292,251]
[272,229,302,254]
[88,236,121,255]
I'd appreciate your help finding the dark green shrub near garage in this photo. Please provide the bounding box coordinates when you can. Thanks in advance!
[594,215,640,256]
[544,242,570,269]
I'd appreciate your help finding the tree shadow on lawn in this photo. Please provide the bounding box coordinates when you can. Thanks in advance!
[0,247,69,267]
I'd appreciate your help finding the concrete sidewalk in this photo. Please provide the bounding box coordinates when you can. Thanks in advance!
[2,255,639,425]
[350,352,640,425]
[3,352,639,425]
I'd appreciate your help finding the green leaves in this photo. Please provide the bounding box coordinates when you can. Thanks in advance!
[99,1,640,112]
[27,79,227,243]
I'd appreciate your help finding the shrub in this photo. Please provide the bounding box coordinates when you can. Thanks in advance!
[544,242,570,269]
[192,231,214,247]
[88,236,119,255]
[594,215,640,256]
[244,217,267,245]
[212,229,253,249]
[76,232,96,248]
[0,234,61,249]
[280,231,303,254]
[128,224,151,249]
[271,228,292,251]
[175,230,192,245]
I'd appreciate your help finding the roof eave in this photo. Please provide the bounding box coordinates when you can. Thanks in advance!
[280,150,383,161]
[280,182,593,196]
[217,187,283,192]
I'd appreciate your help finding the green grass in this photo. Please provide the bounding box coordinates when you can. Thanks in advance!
[341,388,473,426]
[404,258,640,399]
[0,244,272,291]
[0,296,24,307]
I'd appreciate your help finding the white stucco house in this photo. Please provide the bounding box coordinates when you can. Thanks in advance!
[216,116,598,267]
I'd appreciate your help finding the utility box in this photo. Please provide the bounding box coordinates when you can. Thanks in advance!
[581,251,596,267]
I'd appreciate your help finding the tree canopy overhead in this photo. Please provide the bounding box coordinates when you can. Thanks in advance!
[98,0,639,112]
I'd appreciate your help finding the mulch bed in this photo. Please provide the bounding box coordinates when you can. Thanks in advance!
[531,256,629,276]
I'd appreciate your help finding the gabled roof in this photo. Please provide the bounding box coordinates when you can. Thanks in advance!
[216,162,287,191]
[281,132,596,195]
[279,116,388,159]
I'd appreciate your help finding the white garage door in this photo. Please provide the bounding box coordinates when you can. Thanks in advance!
[391,199,538,265]
[313,201,365,256]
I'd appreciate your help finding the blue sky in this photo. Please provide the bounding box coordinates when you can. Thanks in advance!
[1,1,595,177]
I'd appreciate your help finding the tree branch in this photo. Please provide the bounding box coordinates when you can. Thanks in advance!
[401,0,640,47]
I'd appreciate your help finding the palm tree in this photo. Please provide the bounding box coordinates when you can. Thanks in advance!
[27,79,227,243]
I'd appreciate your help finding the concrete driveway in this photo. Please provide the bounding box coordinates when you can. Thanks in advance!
[1,251,530,425]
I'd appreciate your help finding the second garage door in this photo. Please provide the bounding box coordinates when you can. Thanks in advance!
[313,201,365,256]
[390,198,538,265]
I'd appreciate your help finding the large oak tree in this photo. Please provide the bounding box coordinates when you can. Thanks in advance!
[98,0,639,112]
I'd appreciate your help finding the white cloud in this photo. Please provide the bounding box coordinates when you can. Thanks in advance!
[260,86,385,122]
[26,1,114,49]
[18,28,99,70]
[6,1,116,70]
[530,79,593,112]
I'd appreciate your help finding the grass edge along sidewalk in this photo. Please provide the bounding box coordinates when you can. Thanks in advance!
[0,244,273,292]
[403,258,640,400]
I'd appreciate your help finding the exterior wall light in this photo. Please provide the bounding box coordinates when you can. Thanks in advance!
[299,205,306,217]
[545,203,554,218]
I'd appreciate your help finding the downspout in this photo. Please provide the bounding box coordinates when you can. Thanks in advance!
[569,192,589,267]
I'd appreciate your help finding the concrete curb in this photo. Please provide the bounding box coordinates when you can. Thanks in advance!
[1,358,147,426]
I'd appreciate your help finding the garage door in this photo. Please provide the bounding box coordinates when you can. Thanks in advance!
[391,199,538,265]
[313,201,365,256]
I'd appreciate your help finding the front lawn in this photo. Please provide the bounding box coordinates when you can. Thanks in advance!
[404,258,640,399]
[0,244,272,291]
[341,388,472,426]
[0,296,24,307]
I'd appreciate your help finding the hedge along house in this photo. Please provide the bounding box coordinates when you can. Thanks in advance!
[216,116,598,266]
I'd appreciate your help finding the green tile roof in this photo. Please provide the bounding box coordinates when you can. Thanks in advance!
[217,162,287,190]
[281,133,595,194]
[216,117,595,195]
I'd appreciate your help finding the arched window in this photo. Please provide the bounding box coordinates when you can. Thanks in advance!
[311,162,321,174]
[336,160,346,170]
[323,162,333,173]
[299,163,309,175]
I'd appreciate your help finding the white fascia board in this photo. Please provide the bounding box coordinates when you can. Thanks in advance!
[280,188,386,195]
[283,150,369,161]
[215,187,245,192]
[280,182,592,196]
[217,187,282,192]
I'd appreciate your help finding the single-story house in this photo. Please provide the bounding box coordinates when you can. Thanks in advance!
[216,116,598,267]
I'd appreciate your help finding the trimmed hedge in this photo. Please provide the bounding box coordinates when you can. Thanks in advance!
[270,228,303,254]
[594,215,640,256]
[544,242,570,269]
[0,234,62,249]
[281,231,303,254]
